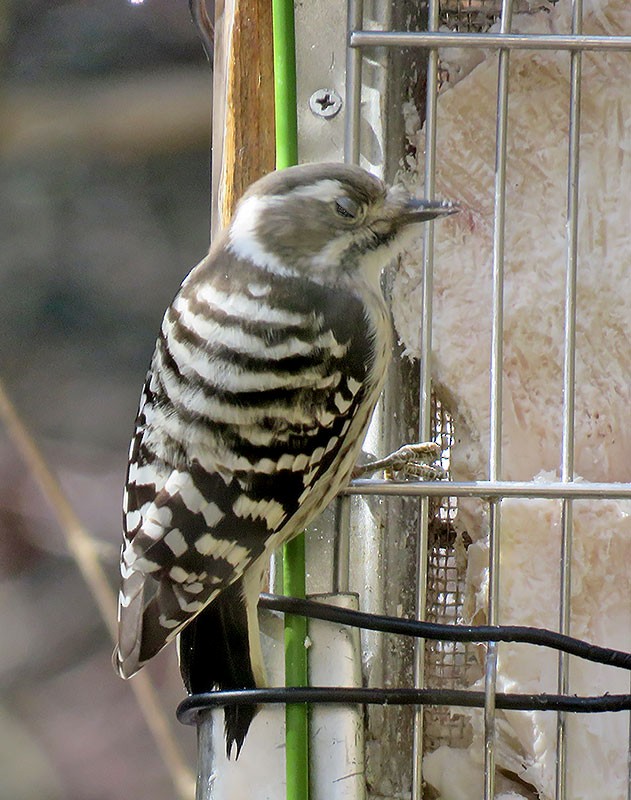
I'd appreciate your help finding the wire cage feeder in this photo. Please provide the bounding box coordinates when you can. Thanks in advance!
[180,1,631,799]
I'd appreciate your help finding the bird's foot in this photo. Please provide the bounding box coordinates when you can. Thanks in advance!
[352,442,445,481]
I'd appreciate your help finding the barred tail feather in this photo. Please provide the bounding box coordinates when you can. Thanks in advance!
[116,578,202,678]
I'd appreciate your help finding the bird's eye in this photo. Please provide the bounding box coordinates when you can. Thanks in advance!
[335,196,360,220]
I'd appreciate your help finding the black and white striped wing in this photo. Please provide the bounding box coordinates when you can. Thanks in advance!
[115,251,388,679]
[117,432,280,675]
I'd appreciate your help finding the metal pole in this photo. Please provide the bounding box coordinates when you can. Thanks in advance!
[484,2,514,796]
[350,30,631,52]
[344,0,364,165]
[556,1,583,797]
[411,0,440,795]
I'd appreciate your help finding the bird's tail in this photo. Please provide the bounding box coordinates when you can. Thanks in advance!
[178,576,259,759]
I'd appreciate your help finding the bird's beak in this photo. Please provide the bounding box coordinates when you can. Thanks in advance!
[399,198,459,225]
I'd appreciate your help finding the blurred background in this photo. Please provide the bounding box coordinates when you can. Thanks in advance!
[0,1,214,796]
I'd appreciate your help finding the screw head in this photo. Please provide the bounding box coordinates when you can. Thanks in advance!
[309,89,343,119]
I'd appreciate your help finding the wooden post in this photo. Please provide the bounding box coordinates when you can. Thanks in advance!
[211,0,276,235]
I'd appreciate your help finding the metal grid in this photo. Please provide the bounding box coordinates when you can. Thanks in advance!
[424,395,479,753]
[423,519,476,752]
[343,1,631,799]
[440,0,501,31]
[439,0,561,32]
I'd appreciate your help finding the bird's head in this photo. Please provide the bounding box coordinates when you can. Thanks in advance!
[227,163,457,285]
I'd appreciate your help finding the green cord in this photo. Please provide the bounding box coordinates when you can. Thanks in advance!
[282,534,309,800]
[271,2,308,798]
[272,0,299,170]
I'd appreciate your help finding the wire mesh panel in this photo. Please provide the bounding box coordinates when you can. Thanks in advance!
[423,396,479,756]
[423,521,476,753]
[439,0,501,31]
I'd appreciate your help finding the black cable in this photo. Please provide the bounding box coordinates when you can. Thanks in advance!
[259,593,631,671]
[177,687,631,725]
[178,596,631,725]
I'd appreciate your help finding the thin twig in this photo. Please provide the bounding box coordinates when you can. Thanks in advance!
[0,377,195,800]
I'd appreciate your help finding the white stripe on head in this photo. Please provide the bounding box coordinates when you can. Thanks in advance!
[285,179,344,203]
[228,195,298,276]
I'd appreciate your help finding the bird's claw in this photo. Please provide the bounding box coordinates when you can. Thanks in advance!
[352,441,445,481]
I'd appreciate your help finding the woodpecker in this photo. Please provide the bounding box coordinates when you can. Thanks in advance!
[114,162,455,757]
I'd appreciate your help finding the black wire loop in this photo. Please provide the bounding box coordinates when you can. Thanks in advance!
[177,593,631,726]
[178,687,631,725]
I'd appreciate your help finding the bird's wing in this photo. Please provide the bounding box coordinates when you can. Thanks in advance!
[115,364,375,679]
[115,261,384,679]
[116,447,292,676]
